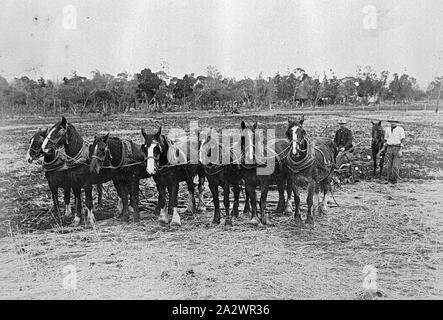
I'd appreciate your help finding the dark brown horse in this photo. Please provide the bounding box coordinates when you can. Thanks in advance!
[27,128,72,215]
[285,115,337,227]
[140,127,203,226]
[240,121,292,226]
[199,129,243,227]
[371,121,385,176]
[90,133,149,222]
[28,127,102,218]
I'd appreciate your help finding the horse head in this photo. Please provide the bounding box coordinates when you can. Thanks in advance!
[286,115,307,156]
[26,128,48,163]
[90,133,110,174]
[42,116,69,154]
[141,127,166,175]
[199,128,220,165]
[371,120,384,146]
[240,120,257,163]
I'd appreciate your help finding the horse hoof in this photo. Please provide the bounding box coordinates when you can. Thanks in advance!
[212,218,221,225]
[319,205,328,215]
[170,219,181,227]
[224,219,233,228]
[249,217,260,226]
[158,216,169,225]
[262,217,274,226]
[294,217,304,227]
[305,217,315,226]
[133,214,140,223]
[64,207,72,218]
[72,217,81,227]
[275,207,284,214]
[284,205,293,215]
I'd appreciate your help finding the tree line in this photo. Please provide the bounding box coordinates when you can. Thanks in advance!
[0,65,441,115]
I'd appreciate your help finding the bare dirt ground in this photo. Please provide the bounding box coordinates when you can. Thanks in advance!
[0,108,442,299]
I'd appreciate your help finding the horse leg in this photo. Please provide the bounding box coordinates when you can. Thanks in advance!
[197,173,206,212]
[84,185,96,227]
[169,183,181,226]
[113,180,123,218]
[153,177,161,215]
[291,180,303,226]
[275,180,285,213]
[232,182,240,218]
[319,178,330,215]
[72,185,82,226]
[115,181,129,222]
[373,150,377,176]
[246,182,259,226]
[157,183,168,224]
[130,178,140,223]
[305,180,315,226]
[209,181,221,224]
[223,182,232,227]
[48,182,60,214]
[380,152,385,177]
[243,182,250,215]
[259,181,271,225]
[64,187,72,217]
[285,179,293,214]
[185,177,196,214]
[95,183,103,210]
[313,183,320,216]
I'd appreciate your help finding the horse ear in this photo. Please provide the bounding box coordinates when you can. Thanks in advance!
[253,122,258,130]
[141,128,147,139]
[42,128,48,136]
[299,115,305,125]
[288,117,292,124]
[241,121,246,130]
[104,132,110,143]
[378,120,382,126]
[154,127,162,140]
[61,116,67,129]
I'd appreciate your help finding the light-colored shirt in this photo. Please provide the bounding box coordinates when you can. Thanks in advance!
[384,126,405,146]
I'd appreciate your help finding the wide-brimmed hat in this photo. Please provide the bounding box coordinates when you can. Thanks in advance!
[338,118,347,124]
[388,117,399,123]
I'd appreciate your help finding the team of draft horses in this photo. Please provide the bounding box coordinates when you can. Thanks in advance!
[26,115,339,229]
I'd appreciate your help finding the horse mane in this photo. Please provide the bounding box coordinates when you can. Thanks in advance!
[65,123,84,157]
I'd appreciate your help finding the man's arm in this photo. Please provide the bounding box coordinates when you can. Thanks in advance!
[344,129,353,150]
[400,127,405,147]
[334,131,339,147]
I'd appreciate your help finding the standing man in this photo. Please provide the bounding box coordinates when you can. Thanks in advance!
[381,117,406,184]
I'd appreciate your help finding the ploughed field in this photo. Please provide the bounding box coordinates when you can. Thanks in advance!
[0,108,442,299]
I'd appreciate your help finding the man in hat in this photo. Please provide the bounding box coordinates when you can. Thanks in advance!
[334,118,355,182]
[334,118,353,153]
[381,117,406,184]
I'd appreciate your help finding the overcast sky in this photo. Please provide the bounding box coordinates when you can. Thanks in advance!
[0,0,442,88]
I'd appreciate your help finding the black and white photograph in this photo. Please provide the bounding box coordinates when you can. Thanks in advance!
[0,0,442,303]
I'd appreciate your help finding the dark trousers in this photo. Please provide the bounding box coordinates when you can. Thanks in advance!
[385,146,401,182]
